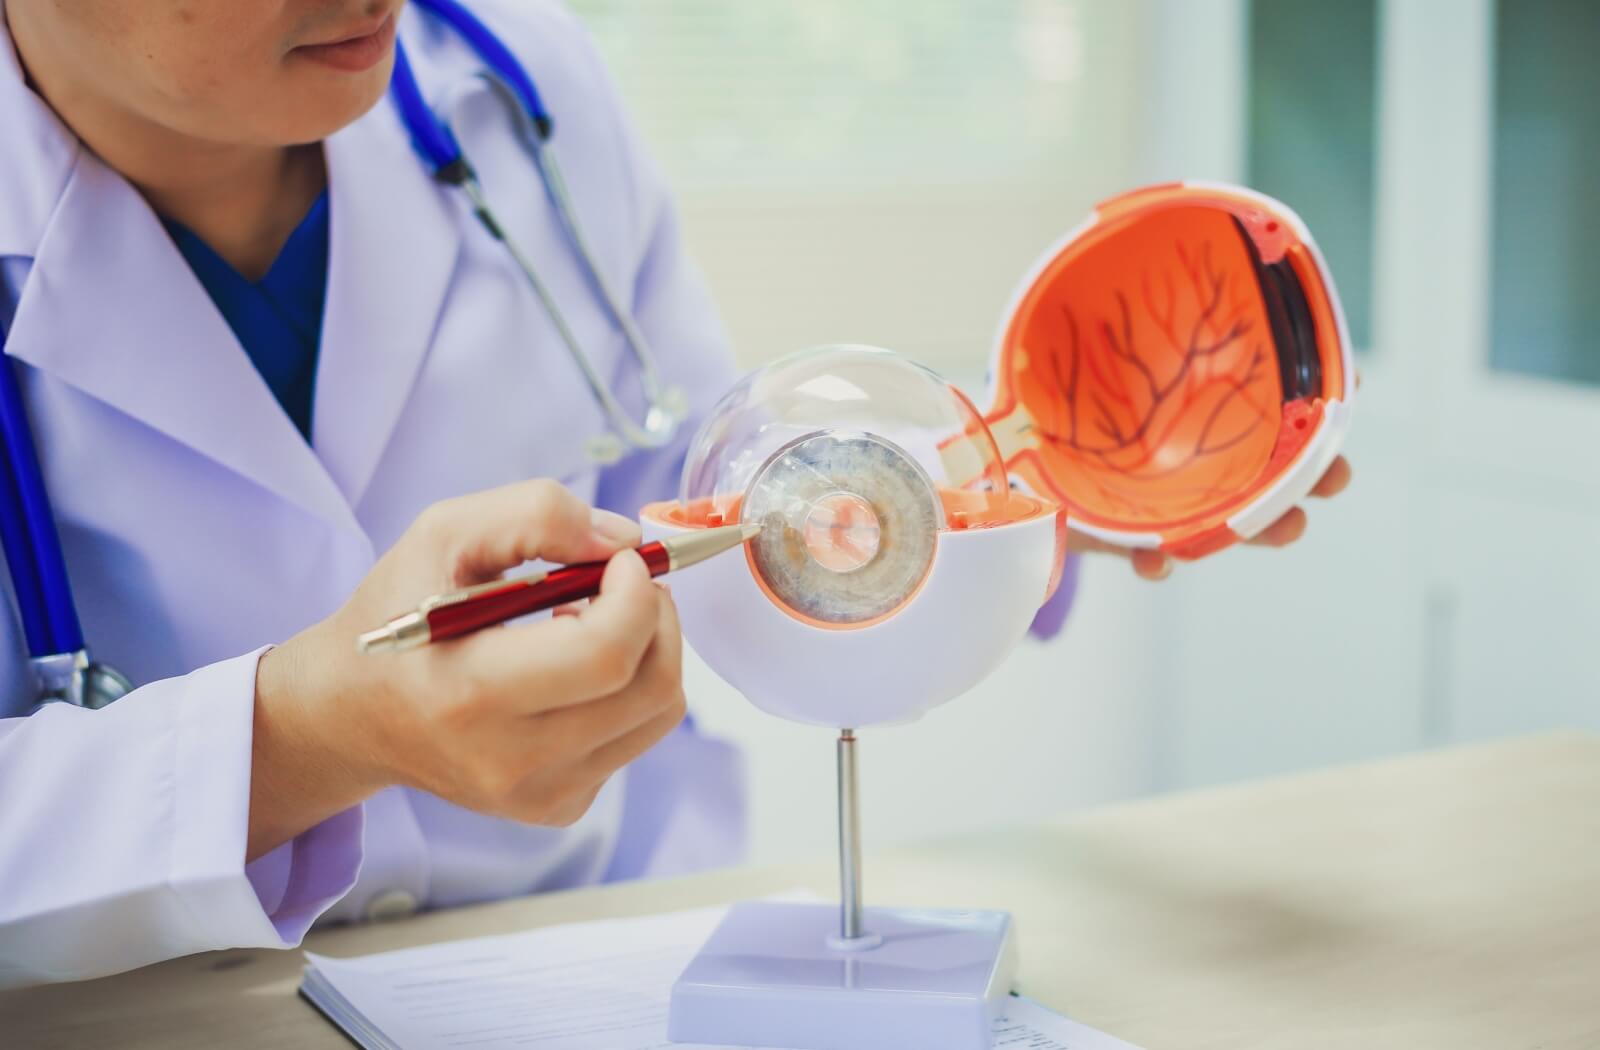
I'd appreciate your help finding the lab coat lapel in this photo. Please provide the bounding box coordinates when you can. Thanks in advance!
[2,151,358,532]
[315,90,464,510]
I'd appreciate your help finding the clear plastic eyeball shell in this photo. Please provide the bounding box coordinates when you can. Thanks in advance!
[681,346,1008,515]
[743,432,942,625]
[679,346,1010,626]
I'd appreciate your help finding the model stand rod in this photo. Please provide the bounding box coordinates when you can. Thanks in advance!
[837,728,864,941]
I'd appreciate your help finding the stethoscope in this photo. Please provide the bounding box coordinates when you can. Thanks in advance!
[0,0,685,708]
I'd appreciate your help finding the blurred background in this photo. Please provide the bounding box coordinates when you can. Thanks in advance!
[562,0,1600,865]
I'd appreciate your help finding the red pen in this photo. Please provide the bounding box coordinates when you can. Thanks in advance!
[356,523,760,654]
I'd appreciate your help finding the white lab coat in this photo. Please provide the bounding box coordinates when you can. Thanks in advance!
[0,0,744,987]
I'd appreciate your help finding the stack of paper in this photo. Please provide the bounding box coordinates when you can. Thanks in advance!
[301,902,1142,1050]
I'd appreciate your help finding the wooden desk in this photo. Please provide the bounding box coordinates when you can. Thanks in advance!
[5,734,1598,1049]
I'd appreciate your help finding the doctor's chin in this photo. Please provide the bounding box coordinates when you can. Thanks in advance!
[2,2,1595,1049]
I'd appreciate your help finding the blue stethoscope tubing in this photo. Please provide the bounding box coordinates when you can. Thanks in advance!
[0,318,130,707]
[393,0,686,465]
[0,323,81,660]
[0,0,683,707]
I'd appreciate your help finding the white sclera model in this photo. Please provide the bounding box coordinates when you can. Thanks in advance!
[641,345,1067,729]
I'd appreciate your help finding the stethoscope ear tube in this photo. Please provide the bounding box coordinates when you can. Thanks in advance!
[389,15,687,464]
[470,72,688,434]
[0,353,131,706]
[457,170,678,461]
[411,0,553,138]
[0,356,85,659]
[31,650,133,710]
[389,41,464,176]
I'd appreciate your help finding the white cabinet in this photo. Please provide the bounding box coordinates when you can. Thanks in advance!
[1381,0,1600,743]
[1150,0,1600,788]
[1427,483,1600,742]
[1162,402,1430,786]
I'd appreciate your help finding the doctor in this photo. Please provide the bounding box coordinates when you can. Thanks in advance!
[0,0,1349,988]
[0,0,751,987]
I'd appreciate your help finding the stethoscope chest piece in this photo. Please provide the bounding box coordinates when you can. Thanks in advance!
[76,664,135,710]
[33,650,134,710]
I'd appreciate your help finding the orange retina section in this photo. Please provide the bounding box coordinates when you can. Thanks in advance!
[993,203,1284,531]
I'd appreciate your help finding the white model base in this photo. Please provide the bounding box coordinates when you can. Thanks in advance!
[667,901,1016,1050]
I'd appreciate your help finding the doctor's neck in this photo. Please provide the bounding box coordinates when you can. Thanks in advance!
[5,0,397,280]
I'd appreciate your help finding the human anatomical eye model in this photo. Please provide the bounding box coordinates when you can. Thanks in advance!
[983,183,1354,559]
[644,345,1064,726]
[639,184,1352,1050]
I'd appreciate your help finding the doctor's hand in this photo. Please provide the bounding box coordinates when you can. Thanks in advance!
[248,481,685,861]
[1067,454,1354,581]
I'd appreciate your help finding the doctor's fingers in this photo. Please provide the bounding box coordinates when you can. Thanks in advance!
[1309,455,1353,499]
[1244,506,1308,548]
[445,552,666,713]
[463,615,684,823]
[421,479,642,587]
[525,582,683,740]
[505,589,681,755]
[501,703,686,828]
[1066,531,1175,581]
[550,702,687,824]
[451,687,678,823]
[1239,457,1349,550]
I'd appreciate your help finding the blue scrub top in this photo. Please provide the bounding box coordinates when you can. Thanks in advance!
[165,192,330,441]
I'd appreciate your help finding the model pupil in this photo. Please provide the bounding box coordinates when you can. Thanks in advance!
[803,493,881,573]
